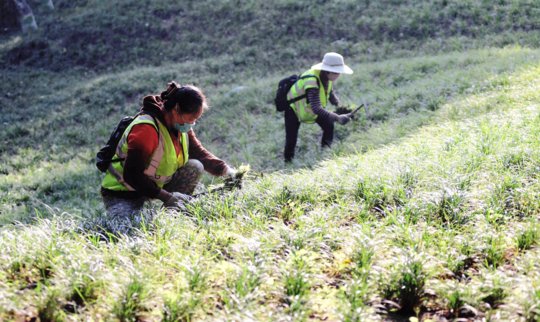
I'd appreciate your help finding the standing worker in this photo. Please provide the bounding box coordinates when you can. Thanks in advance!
[284,52,354,162]
[99,81,236,234]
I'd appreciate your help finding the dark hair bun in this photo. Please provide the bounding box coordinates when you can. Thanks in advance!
[160,81,181,100]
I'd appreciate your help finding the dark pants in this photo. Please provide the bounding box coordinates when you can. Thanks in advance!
[284,107,334,161]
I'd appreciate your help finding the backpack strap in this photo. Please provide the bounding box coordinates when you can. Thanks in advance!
[106,113,162,190]
[112,112,160,163]
[286,74,320,104]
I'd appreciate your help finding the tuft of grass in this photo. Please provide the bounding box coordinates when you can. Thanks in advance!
[382,257,427,315]
[427,188,466,226]
[523,287,540,322]
[230,263,261,299]
[437,283,475,319]
[284,270,310,299]
[483,236,507,269]
[38,288,67,322]
[516,225,539,251]
[185,264,208,294]
[353,179,405,216]
[68,272,103,308]
[481,286,507,308]
[113,276,150,322]
[162,292,202,322]
[340,280,369,322]
[282,252,311,319]
[350,244,374,279]
[488,176,523,219]
[447,289,466,317]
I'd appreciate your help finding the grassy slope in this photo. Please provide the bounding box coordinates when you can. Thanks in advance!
[1,0,539,221]
[1,47,539,321]
[1,0,540,320]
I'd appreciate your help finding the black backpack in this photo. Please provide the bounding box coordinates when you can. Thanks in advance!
[95,113,157,172]
[274,74,317,112]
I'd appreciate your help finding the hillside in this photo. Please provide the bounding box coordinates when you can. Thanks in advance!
[1,0,539,221]
[1,0,540,320]
[2,0,539,72]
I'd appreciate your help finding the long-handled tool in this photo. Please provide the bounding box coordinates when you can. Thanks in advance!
[348,103,364,118]
[360,102,370,120]
[348,102,370,120]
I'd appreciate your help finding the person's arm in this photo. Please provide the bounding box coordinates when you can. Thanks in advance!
[329,90,340,106]
[123,124,162,198]
[306,88,339,122]
[188,130,230,176]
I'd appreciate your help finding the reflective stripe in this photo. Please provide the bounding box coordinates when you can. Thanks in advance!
[107,163,135,191]
[116,135,127,159]
[143,130,164,178]
[180,132,189,166]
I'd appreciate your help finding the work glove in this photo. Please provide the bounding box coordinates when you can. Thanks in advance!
[335,106,353,115]
[223,166,242,190]
[336,113,351,125]
[163,192,193,210]
[224,166,237,178]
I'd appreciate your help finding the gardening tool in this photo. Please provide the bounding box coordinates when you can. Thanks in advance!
[348,103,364,119]
[336,102,370,120]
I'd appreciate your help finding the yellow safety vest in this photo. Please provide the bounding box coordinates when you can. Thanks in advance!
[287,69,333,123]
[101,114,189,191]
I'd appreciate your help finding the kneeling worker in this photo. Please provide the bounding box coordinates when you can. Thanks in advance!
[100,82,236,234]
[284,52,354,162]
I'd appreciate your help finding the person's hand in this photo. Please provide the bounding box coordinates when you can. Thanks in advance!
[225,166,237,178]
[223,166,243,190]
[163,192,193,210]
[336,113,351,125]
[335,106,352,115]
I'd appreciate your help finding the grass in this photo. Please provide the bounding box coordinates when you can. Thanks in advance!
[2,53,539,319]
[3,46,540,223]
[2,0,540,320]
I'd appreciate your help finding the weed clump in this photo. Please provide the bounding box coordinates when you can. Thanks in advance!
[516,225,539,251]
[113,276,150,321]
[381,257,428,316]
[427,188,467,226]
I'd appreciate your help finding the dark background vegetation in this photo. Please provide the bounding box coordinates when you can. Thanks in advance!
[2,0,539,71]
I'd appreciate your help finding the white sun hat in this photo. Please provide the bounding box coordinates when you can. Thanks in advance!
[311,52,353,74]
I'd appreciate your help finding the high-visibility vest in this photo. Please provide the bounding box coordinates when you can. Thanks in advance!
[101,114,189,191]
[287,69,333,123]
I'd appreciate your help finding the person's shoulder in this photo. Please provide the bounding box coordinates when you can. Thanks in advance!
[131,123,159,136]
[301,70,319,83]
[303,77,319,88]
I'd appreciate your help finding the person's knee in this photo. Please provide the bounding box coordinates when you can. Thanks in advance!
[186,159,204,174]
